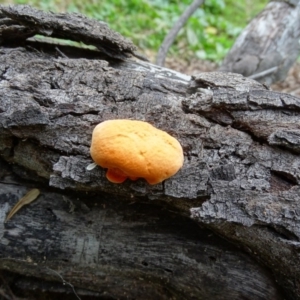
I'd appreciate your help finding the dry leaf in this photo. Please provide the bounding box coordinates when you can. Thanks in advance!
[5,189,40,222]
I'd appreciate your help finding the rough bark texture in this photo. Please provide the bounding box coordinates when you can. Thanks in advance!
[0,5,300,300]
[220,0,300,85]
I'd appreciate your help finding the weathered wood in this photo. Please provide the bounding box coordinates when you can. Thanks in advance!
[220,0,300,85]
[0,4,140,60]
[0,161,282,299]
[0,5,300,299]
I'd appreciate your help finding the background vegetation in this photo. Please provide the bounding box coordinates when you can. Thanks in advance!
[1,0,268,62]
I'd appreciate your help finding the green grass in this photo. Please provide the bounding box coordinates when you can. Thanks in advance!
[1,0,268,62]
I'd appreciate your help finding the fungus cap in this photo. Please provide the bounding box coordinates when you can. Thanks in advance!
[90,119,184,185]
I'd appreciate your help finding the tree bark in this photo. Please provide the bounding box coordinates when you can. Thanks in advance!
[220,0,300,85]
[0,5,300,300]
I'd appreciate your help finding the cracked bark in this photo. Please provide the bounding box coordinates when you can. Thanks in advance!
[0,5,299,300]
[220,0,300,85]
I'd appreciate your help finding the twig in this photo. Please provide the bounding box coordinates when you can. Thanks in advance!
[0,272,17,300]
[55,47,68,58]
[249,66,278,80]
[45,267,81,300]
[156,0,205,66]
[0,259,80,299]
[0,289,12,300]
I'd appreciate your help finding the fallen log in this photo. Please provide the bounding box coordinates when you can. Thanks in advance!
[220,0,300,84]
[0,5,299,299]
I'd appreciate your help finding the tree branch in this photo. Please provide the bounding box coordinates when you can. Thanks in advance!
[156,0,204,66]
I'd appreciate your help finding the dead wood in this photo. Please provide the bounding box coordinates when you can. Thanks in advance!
[0,5,299,300]
[220,0,300,85]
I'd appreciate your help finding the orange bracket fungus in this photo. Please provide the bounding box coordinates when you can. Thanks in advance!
[89,119,184,185]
